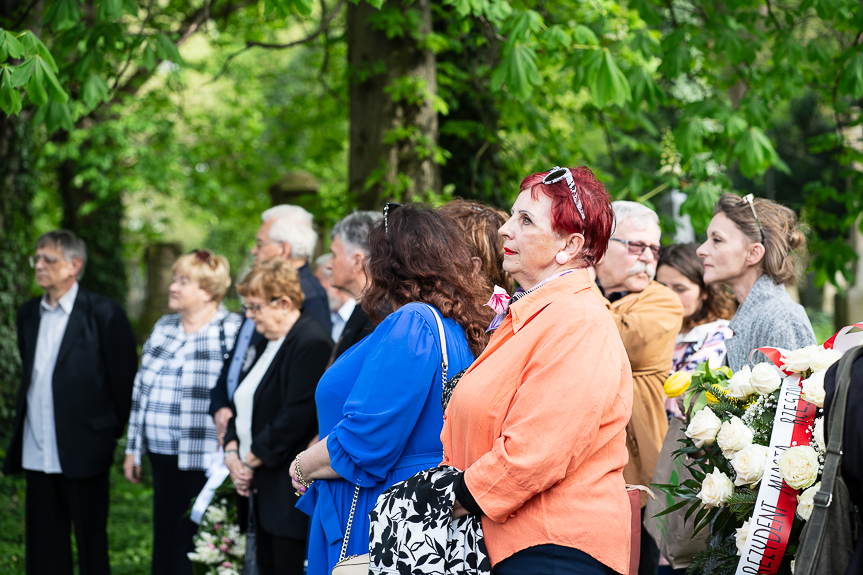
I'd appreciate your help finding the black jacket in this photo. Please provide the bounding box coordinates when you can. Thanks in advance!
[332,304,376,362]
[225,309,333,539]
[4,286,138,479]
[298,263,333,334]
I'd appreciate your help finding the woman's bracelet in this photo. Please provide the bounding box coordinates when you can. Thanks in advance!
[294,452,311,489]
[225,449,238,457]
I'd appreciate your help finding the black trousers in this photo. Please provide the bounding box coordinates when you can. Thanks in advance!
[257,528,305,575]
[240,492,305,575]
[639,508,661,575]
[24,469,111,575]
[148,453,208,575]
[493,544,615,575]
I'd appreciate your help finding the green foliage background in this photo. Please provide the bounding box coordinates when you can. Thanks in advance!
[2,0,863,571]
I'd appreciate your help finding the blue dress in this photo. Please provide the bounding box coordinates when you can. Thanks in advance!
[297,303,475,575]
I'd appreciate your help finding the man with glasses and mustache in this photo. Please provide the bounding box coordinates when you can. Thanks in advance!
[5,230,137,575]
[593,201,683,575]
[210,205,332,445]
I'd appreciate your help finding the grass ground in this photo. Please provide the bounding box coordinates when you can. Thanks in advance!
[0,444,154,575]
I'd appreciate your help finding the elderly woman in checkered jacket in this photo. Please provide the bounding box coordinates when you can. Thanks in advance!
[124,250,243,575]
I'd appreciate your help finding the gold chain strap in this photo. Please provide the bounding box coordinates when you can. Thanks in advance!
[339,484,361,562]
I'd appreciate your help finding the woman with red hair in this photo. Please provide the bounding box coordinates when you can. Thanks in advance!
[441,166,634,574]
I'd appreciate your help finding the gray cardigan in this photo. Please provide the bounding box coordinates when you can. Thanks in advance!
[725,275,816,372]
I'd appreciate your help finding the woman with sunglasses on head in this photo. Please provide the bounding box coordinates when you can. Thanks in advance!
[124,250,243,575]
[441,167,633,575]
[696,194,815,372]
[222,259,333,575]
[291,203,487,575]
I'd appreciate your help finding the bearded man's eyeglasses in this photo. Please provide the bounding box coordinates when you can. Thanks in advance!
[610,238,661,259]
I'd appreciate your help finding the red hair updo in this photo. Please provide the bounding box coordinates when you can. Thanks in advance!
[519,166,615,267]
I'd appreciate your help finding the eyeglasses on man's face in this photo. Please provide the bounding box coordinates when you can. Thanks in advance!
[254,238,281,249]
[610,237,661,259]
[29,253,61,267]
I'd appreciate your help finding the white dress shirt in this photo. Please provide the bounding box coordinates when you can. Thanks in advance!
[233,335,285,461]
[331,299,356,343]
[22,282,79,474]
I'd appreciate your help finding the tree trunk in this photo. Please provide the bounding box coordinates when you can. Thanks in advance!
[348,0,439,209]
[57,147,129,306]
[0,111,36,425]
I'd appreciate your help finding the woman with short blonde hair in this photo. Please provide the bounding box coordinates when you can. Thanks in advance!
[124,250,243,575]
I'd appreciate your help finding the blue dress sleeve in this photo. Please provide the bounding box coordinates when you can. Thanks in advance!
[327,307,440,486]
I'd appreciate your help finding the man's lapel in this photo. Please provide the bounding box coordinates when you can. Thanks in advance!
[55,288,87,368]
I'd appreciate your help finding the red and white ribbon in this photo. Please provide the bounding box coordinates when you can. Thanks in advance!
[735,373,816,574]
[734,323,862,573]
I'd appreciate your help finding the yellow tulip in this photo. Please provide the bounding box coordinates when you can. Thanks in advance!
[664,371,692,398]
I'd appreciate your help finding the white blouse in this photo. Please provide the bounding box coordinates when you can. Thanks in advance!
[233,335,285,461]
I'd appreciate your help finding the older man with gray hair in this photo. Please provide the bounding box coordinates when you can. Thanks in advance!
[594,201,683,575]
[6,230,137,575]
[211,205,333,442]
[326,210,382,361]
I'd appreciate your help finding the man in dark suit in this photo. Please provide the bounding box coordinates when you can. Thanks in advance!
[5,230,137,575]
[211,204,331,442]
[326,211,381,360]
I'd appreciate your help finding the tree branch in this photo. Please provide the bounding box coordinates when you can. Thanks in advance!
[111,0,155,92]
[209,0,346,82]
[90,0,255,119]
[8,0,40,30]
[764,0,783,30]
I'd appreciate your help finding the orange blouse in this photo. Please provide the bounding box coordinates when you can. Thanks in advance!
[440,269,633,573]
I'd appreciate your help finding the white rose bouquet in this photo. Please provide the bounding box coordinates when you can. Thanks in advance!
[189,481,247,575]
[651,337,847,575]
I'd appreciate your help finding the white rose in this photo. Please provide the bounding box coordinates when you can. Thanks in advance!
[797,482,821,521]
[726,365,757,399]
[812,417,825,452]
[685,407,723,448]
[717,416,754,459]
[778,446,820,490]
[780,345,822,373]
[801,370,826,407]
[809,347,842,372]
[735,519,752,555]
[750,362,782,395]
[732,444,770,486]
[697,467,735,507]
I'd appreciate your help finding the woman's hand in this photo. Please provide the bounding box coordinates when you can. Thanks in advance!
[225,449,254,497]
[213,407,233,447]
[289,452,310,495]
[245,451,263,468]
[452,499,469,519]
[123,454,141,484]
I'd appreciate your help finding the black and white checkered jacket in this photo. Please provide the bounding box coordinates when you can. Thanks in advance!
[125,311,243,471]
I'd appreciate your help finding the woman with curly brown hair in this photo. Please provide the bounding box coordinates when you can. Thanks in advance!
[439,198,514,298]
[292,203,488,575]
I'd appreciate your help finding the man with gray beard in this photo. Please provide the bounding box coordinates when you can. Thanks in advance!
[594,201,683,575]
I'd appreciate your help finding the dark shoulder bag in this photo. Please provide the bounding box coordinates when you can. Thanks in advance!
[794,345,863,575]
